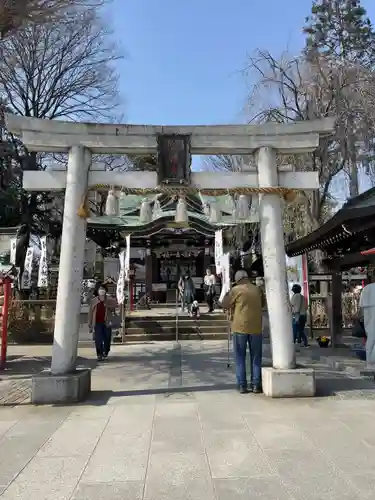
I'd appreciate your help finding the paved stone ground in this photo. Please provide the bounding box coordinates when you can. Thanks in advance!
[0,341,375,498]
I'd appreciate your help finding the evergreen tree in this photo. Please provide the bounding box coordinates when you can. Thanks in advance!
[304,0,375,197]
[304,0,375,66]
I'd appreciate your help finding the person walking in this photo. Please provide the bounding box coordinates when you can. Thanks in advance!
[204,267,216,312]
[359,280,375,366]
[221,269,263,394]
[178,275,185,311]
[88,285,117,361]
[290,284,309,347]
[182,274,195,315]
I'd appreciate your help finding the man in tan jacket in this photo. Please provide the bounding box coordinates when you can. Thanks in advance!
[221,269,264,394]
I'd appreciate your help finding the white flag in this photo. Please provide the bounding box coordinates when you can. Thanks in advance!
[214,230,223,274]
[37,236,49,288]
[116,250,126,305]
[219,252,231,303]
[125,234,130,278]
[10,238,16,265]
[21,246,34,289]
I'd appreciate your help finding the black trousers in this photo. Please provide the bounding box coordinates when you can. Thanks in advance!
[94,323,111,356]
[206,294,214,312]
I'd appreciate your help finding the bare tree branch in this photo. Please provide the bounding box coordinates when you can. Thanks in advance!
[0,0,105,38]
[0,9,122,121]
[0,4,122,231]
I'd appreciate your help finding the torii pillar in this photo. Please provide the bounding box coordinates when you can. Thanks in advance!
[51,146,91,375]
[5,114,335,402]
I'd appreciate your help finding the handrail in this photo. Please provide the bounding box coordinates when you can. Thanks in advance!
[175,288,179,342]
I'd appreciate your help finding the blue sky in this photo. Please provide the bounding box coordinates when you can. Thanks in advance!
[111,0,374,125]
[108,0,375,196]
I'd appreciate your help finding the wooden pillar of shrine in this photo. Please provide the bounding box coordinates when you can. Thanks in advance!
[203,238,212,273]
[330,271,343,347]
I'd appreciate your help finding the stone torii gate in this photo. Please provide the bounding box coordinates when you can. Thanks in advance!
[5,114,335,403]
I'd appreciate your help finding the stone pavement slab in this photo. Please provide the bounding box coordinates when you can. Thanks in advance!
[0,341,374,498]
[214,477,291,500]
[71,481,144,500]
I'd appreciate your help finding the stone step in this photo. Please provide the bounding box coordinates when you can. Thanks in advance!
[125,314,227,322]
[112,331,229,343]
[125,323,228,329]
[125,316,228,325]
[139,303,224,310]
[123,325,229,335]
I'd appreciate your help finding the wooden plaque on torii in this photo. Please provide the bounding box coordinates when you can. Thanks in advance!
[157,134,191,187]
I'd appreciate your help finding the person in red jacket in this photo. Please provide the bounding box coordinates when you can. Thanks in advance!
[88,285,116,361]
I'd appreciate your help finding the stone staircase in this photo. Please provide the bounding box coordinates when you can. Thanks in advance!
[114,304,230,342]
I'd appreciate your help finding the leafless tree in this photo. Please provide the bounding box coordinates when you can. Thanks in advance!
[0,0,104,39]
[247,50,375,202]
[0,5,122,230]
[208,49,375,240]
[0,9,121,121]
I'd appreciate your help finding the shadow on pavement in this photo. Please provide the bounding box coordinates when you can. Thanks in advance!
[0,355,97,380]
[315,370,375,397]
[81,382,238,406]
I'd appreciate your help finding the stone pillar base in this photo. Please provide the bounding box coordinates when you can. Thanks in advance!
[31,368,91,405]
[262,367,315,398]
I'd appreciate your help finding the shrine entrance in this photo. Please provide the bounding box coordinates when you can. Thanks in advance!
[5,113,335,402]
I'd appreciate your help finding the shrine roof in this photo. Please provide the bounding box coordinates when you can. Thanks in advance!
[285,187,375,257]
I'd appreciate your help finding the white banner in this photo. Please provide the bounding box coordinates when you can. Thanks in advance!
[214,230,223,274]
[116,235,131,305]
[116,250,126,305]
[10,238,16,265]
[37,236,49,288]
[21,246,34,289]
[125,234,130,277]
[219,252,231,303]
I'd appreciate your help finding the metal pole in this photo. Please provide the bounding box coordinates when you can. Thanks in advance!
[308,298,314,340]
[175,288,179,343]
[121,299,125,342]
[129,278,134,311]
[226,312,231,368]
[0,277,11,370]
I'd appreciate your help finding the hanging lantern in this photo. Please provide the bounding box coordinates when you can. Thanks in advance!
[175,195,188,223]
[209,199,221,223]
[250,194,258,213]
[139,198,152,223]
[152,197,162,219]
[236,195,250,219]
[105,189,119,216]
[203,203,210,217]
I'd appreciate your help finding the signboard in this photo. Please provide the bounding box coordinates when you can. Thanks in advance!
[157,134,191,186]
